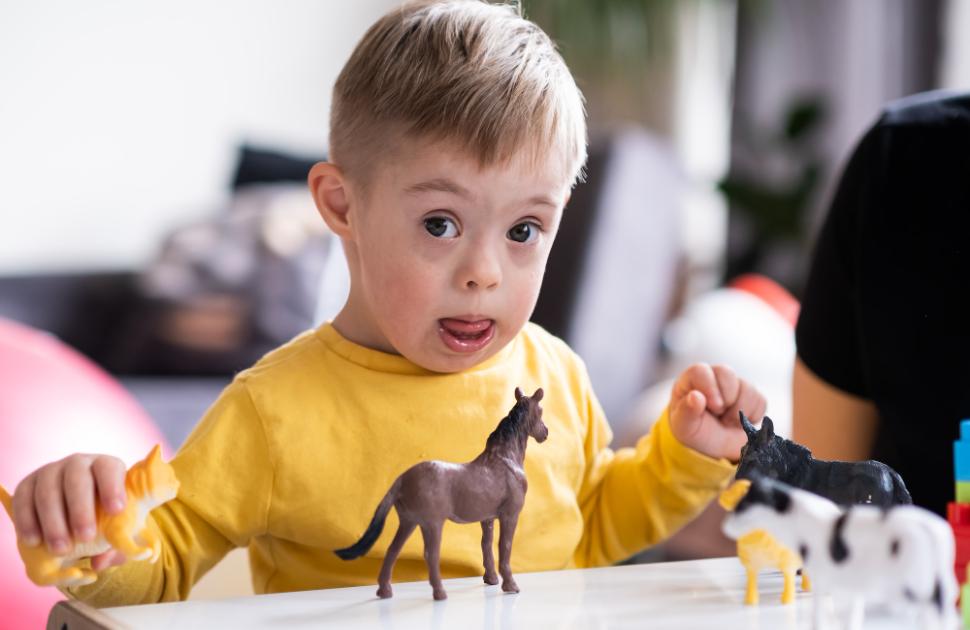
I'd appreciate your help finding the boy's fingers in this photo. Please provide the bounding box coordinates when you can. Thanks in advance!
[34,466,71,556]
[63,456,97,543]
[11,475,42,547]
[675,364,724,413]
[719,424,750,462]
[92,456,127,514]
[722,379,766,429]
[711,365,740,410]
[91,549,128,571]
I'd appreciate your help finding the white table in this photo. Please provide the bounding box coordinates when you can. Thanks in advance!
[47,557,930,629]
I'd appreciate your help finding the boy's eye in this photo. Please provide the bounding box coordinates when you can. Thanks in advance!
[424,217,458,238]
[507,222,537,243]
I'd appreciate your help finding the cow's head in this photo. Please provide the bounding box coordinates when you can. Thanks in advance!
[721,475,795,541]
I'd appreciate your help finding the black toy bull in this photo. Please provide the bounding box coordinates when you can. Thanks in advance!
[734,411,912,507]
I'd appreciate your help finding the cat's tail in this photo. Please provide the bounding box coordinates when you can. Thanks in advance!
[0,483,14,520]
[334,476,402,561]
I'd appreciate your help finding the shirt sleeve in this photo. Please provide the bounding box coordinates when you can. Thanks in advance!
[795,124,882,398]
[61,380,274,605]
[572,388,736,568]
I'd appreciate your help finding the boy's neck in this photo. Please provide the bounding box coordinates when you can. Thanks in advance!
[331,302,401,356]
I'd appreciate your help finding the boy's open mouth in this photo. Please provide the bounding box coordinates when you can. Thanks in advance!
[438,318,495,353]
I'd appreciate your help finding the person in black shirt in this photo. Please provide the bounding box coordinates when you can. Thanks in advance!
[793,90,970,516]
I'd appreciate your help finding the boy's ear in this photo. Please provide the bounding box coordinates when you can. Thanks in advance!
[308,162,353,239]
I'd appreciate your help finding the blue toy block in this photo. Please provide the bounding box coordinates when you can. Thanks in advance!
[956,443,970,482]
[956,420,970,482]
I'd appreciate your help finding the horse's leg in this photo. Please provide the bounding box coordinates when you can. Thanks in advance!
[497,513,520,594]
[377,518,416,599]
[481,520,499,585]
[420,521,447,601]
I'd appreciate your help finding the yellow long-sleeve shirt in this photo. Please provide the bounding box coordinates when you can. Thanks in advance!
[66,322,735,606]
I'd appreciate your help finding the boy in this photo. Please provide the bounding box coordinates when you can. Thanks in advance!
[11,0,765,605]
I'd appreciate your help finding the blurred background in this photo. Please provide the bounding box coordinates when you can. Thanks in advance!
[1,0,969,611]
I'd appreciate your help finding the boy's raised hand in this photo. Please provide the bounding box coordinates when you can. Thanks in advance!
[668,363,766,462]
[11,454,131,571]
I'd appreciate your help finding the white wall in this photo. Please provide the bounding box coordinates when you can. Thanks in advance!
[0,1,400,274]
[941,0,970,90]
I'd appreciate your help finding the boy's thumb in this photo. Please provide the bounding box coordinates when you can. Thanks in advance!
[672,390,706,437]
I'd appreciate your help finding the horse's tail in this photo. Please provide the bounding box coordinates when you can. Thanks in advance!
[334,476,402,561]
[888,467,913,504]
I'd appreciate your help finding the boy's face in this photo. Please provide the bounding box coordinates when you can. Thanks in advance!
[321,139,570,373]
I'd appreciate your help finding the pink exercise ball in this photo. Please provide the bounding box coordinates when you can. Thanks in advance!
[0,317,169,630]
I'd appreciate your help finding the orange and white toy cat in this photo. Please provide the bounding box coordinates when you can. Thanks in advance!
[719,478,810,605]
[0,444,179,588]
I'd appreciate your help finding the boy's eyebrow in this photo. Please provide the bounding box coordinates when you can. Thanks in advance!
[404,179,471,198]
[405,178,560,209]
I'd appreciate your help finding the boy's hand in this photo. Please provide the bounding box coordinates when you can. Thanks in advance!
[668,363,766,462]
[11,453,130,570]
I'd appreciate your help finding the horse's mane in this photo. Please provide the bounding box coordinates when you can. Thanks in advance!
[487,401,529,445]
[777,435,813,460]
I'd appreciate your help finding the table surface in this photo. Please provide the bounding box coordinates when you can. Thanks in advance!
[82,557,933,630]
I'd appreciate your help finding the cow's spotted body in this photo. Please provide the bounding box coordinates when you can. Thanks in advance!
[723,477,957,630]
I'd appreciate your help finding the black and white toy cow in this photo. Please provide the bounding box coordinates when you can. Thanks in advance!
[723,476,957,630]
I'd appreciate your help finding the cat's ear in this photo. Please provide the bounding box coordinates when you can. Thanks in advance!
[148,444,163,462]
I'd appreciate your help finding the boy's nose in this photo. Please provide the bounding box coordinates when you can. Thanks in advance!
[459,247,502,290]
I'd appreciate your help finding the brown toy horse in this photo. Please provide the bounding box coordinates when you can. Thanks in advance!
[335,387,548,600]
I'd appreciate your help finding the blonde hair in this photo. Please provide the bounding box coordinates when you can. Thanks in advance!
[330,0,587,186]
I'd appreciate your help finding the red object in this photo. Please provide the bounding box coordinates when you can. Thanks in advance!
[0,317,168,630]
[948,502,970,586]
[728,274,801,327]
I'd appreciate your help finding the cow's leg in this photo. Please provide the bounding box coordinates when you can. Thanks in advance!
[481,520,499,585]
[497,513,520,594]
[813,590,825,630]
[421,521,447,600]
[801,570,811,592]
[847,595,865,630]
[377,518,416,599]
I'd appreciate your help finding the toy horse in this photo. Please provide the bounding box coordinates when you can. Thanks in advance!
[723,476,957,630]
[735,411,911,506]
[335,387,548,600]
[719,478,810,605]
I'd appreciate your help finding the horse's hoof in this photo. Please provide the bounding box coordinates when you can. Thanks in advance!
[483,572,499,585]
[433,588,448,601]
[502,580,519,594]
[376,584,393,599]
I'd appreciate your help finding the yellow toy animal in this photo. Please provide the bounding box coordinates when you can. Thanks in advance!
[0,445,179,588]
[719,478,810,605]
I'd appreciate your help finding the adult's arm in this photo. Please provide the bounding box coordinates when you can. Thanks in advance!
[791,354,879,462]
[793,124,882,462]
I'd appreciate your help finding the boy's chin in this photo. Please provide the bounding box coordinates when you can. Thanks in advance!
[417,350,494,374]
[407,342,501,374]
